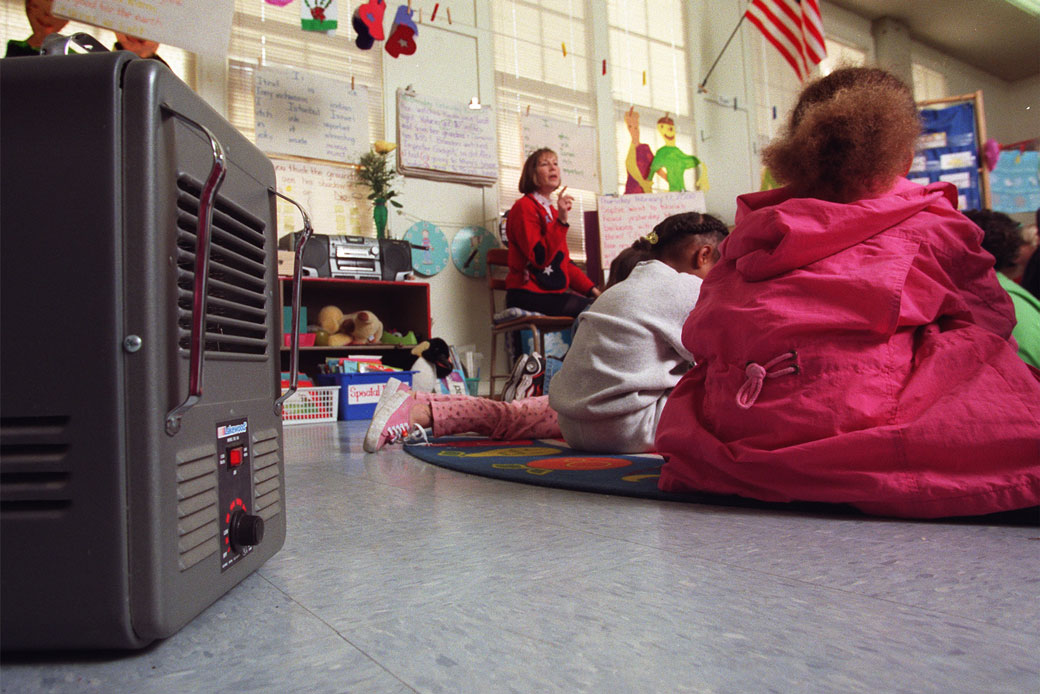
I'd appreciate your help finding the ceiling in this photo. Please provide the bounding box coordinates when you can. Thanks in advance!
[827,0,1040,82]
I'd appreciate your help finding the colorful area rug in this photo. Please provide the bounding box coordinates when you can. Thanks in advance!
[403,437,1039,524]
[403,436,860,515]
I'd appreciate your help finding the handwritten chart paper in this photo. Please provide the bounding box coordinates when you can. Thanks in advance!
[596,192,705,272]
[396,89,497,185]
[53,0,233,59]
[255,66,369,164]
[273,159,368,238]
[522,114,598,192]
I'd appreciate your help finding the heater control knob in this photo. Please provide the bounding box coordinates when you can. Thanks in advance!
[229,511,265,549]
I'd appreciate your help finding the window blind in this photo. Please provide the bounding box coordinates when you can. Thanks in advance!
[226,0,383,151]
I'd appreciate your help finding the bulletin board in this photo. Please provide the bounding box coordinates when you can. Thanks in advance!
[991,143,1040,214]
[255,66,370,164]
[522,114,599,192]
[912,92,991,210]
[584,192,706,285]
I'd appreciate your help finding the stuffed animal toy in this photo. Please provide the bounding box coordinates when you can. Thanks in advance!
[409,337,454,392]
[316,306,384,347]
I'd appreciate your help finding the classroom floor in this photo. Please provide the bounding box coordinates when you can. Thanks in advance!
[2,420,1038,693]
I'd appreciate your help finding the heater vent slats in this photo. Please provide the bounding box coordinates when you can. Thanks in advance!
[252,428,282,521]
[175,174,269,358]
[0,416,72,515]
[176,447,218,571]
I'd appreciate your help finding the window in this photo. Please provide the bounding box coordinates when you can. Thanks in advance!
[912,63,947,102]
[0,0,194,84]
[492,0,596,261]
[226,0,383,150]
[751,35,863,152]
[819,37,865,76]
[607,0,693,194]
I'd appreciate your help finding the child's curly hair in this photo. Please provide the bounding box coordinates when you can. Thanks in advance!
[763,67,920,203]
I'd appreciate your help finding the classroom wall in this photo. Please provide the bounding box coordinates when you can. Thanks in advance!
[401,0,1038,381]
[2,0,1035,390]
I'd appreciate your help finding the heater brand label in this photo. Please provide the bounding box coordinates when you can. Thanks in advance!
[217,422,249,439]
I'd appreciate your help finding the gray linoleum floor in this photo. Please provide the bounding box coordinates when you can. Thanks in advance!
[2,420,1038,693]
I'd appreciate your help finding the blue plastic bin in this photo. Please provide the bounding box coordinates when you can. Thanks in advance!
[315,371,416,420]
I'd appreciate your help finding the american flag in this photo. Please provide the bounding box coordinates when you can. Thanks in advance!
[745,0,826,81]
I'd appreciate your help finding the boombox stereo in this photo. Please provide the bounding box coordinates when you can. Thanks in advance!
[1,44,301,649]
[278,232,413,281]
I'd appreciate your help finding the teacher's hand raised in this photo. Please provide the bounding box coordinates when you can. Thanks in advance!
[557,186,573,225]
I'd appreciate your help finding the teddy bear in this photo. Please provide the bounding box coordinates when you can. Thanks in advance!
[316,306,384,347]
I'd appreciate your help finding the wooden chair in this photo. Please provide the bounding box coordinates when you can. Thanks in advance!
[486,248,575,399]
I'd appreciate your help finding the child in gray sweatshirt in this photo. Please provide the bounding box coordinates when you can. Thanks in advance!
[365,212,728,453]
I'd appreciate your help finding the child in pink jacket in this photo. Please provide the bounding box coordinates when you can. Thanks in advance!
[655,67,1040,519]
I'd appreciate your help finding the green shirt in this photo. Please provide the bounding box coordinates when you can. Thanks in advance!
[648,145,700,192]
[997,271,1040,369]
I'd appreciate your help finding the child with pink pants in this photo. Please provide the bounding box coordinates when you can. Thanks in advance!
[364,211,729,453]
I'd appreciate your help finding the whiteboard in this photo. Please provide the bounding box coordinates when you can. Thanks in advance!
[596,192,706,272]
[255,66,369,164]
[53,0,233,59]
[396,90,498,184]
[522,114,599,192]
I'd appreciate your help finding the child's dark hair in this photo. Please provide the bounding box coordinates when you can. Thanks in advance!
[630,212,729,263]
[763,67,919,203]
[606,246,653,287]
[962,209,1024,271]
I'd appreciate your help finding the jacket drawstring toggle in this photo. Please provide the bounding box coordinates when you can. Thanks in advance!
[735,351,799,409]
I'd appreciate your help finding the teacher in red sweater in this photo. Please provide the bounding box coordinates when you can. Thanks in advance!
[505,148,601,317]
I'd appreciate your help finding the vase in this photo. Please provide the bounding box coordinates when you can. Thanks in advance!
[373,198,388,240]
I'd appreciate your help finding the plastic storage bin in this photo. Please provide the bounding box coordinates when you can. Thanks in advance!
[316,371,416,420]
[280,386,340,425]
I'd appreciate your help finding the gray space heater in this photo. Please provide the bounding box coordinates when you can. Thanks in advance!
[1,45,311,650]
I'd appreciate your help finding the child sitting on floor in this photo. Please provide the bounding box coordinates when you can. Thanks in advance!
[654,67,1040,519]
[364,212,728,453]
[962,208,1040,369]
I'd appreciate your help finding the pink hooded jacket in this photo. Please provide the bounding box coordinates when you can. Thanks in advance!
[656,179,1040,518]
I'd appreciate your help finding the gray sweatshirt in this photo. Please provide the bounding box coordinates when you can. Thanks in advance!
[548,259,701,450]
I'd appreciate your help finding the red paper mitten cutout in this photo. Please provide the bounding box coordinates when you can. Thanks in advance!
[385,23,416,57]
[356,0,386,40]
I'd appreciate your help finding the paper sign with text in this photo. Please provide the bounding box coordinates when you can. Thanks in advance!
[397,90,498,182]
[596,192,706,277]
[273,159,369,238]
[522,114,598,192]
[255,66,369,163]
[53,0,233,59]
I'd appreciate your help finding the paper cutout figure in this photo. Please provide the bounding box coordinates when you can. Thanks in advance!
[352,11,375,49]
[356,0,386,40]
[623,107,656,194]
[385,4,418,57]
[302,0,337,33]
[648,114,709,192]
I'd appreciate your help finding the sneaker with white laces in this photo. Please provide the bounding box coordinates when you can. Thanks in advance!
[402,426,431,446]
[502,352,545,402]
[363,390,416,452]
